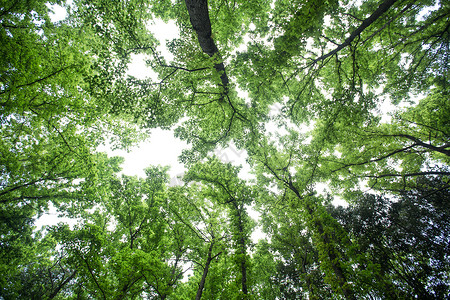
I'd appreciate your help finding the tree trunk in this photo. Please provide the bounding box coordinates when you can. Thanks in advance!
[195,243,214,300]
[184,0,229,92]
[239,235,248,295]
[236,206,248,295]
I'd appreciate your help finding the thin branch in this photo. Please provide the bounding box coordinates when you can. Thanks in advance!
[47,270,77,300]
[365,171,450,179]
[399,118,450,137]
[188,174,237,205]
[169,205,208,242]
[0,178,47,199]
[313,0,398,63]
[362,3,415,45]
[0,66,71,95]
[80,255,107,300]
[331,144,418,173]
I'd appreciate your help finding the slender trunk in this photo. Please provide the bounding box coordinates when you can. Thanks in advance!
[239,237,248,294]
[240,253,248,295]
[236,207,248,295]
[47,270,77,299]
[195,243,214,300]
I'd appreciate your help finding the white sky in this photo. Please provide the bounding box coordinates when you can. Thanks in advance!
[42,6,341,235]
[120,19,258,184]
[100,20,188,182]
[39,9,263,233]
[41,1,420,237]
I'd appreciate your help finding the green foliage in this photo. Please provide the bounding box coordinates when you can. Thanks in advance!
[41,166,183,299]
[1,0,449,299]
[314,84,450,197]
[331,177,450,299]
[183,157,255,297]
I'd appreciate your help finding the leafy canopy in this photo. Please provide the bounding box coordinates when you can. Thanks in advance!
[1,0,449,299]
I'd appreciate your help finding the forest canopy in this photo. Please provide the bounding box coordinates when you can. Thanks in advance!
[0,0,449,299]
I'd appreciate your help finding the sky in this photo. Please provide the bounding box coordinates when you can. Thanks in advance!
[36,8,190,226]
[38,4,346,236]
[112,20,188,182]
[37,8,260,232]
[39,1,415,231]
[107,19,254,183]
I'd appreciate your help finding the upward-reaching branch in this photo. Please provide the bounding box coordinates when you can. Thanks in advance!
[184,0,229,94]
[314,0,398,63]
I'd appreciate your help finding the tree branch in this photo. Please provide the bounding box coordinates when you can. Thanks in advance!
[0,66,71,95]
[314,0,398,63]
[47,270,77,299]
[365,171,450,179]
[382,133,450,156]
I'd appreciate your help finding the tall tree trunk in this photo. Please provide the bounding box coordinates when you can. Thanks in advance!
[195,243,214,300]
[239,233,248,294]
[184,0,229,93]
[236,205,248,295]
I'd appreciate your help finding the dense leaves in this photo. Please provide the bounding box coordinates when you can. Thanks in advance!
[1,0,449,299]
[331,176,450,298]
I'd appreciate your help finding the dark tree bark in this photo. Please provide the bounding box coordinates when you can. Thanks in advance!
[184,0,229,93]
[195,243,221,300]
[237,207,248,295]
[47,270,77,299]
[314,0,398,63]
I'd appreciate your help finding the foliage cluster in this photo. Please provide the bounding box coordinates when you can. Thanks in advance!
[1,0,449,299]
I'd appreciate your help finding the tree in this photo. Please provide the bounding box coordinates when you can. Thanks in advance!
[246,133,358,299]
[255,202,335,300]
[184,157,255,298]
[1,1,148,293]
[314,83,450,197]
[331,175,450,298]
[0,153,123,297]
[47,166,187,300]
[0,228,78,300]
[1,0,449,298]
[167,184,230,300]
